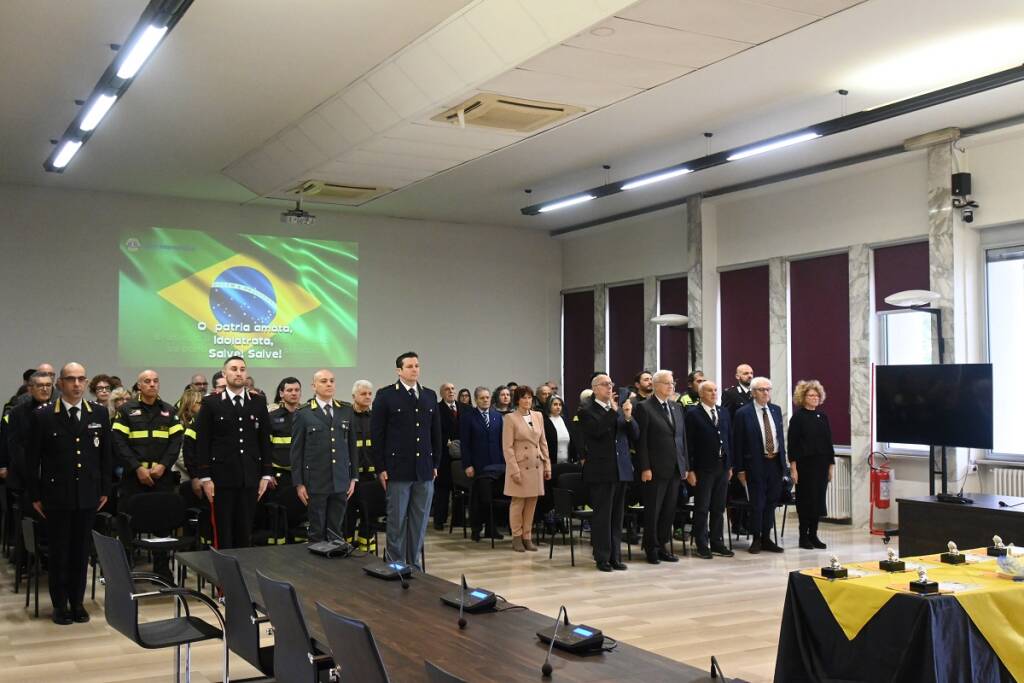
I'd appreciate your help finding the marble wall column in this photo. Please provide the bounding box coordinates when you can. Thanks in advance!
[594,283,607,373]
[927,143,955,364]
[686,195,703,373]
[848,244,872,526]
[768,257,790,416]
[643,276,658,372]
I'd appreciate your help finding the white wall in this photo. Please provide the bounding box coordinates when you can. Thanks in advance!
[0,183,562,399]
[963,124,1024,230]
[559,204,688,290]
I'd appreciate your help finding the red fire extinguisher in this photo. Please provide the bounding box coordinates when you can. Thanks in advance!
[870,452,893,510]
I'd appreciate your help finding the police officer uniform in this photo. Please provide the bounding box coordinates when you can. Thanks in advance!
[194,389,272,549]
[26,397,112,622]
[111,397,183,500]
[343,406,376,549]
[290,398,358,543]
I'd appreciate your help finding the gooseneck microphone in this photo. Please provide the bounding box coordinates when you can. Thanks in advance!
[541,605,568,678]
[458,574,467,629]
[384,548,410,590]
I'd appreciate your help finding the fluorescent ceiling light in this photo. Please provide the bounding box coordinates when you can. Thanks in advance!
[117,24,168,79]
[79,94,118,132]
[726,132,821,161]
[621,167,692,191]
[538,194,595,213]
[52,140,83,169]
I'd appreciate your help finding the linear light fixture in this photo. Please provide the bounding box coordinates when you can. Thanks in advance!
[537,194,596,213]
[621,167,692,190]
[521,62,1024,216]
[43,0,192,173]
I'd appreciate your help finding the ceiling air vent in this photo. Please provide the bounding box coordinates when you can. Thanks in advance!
[290,180,390,205]
[431,94,583,133]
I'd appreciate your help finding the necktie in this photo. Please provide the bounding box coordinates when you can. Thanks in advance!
[233,394,243,411]
[662,401,673,426]
[482,410,490,427]
[408,387,416,401]
[69,406,79,424]
[762,407,775,454]
[711,407,718,427]
[324,403,333,420]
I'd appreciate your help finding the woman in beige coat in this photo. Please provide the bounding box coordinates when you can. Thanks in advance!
[503,385,552,552]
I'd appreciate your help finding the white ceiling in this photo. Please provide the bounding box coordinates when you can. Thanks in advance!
[3,0,1024,232]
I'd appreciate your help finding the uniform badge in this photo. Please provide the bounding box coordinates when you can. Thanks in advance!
[94,434,101,448]
[129,409,142,416]
[160,410,170,417]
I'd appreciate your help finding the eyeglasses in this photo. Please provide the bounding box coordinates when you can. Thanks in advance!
[94,384,111,392]
[596,381,614,388]
[33,383,54,390]
[753,387,772,392]
[61,376,87,383]
[193,382,208,387]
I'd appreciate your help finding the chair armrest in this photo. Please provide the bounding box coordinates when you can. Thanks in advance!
[130,587,225,632]
[309,652,334,667]
[131,571,176,587]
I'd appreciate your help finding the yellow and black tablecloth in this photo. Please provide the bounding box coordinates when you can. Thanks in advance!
[776,549,1024,682]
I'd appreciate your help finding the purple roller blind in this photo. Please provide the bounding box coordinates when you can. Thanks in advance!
[790,253,851,445]
[608,283,645,390]
[874,241,929,311]
[562,289,595,414]
[659,276,688,384]
[719,265,770,384]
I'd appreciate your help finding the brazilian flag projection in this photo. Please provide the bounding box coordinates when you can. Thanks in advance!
[119,228,357,368]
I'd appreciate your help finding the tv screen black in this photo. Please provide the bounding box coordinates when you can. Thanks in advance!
[875,364,993,449]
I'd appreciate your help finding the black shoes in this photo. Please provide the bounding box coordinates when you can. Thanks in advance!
[799,536,815,550]
[749,539,762,554]
[611,561,628,571]
[596,561,613,572]
[811,536,827,549]
[52,609,73,626]
[645,549,661,565]
[71,604,90,623]
[711,545,735,557]
[695,547,713,559]
[657,548,679,563]
[762,539,785,553]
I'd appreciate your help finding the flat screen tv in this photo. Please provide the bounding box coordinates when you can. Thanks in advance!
[875,364,993,449]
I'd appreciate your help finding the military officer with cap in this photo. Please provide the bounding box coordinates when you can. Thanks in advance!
[111,369,183,501]
[290,369,358,543]
[26,362,112,625]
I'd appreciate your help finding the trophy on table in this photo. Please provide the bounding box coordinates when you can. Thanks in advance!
[909,565,939,594]
[821,554,848,579]
[940,540,966,565]
[987,534,1009,557]
[880,546,906,572]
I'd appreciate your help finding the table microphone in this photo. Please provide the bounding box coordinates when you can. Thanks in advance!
[541,605,568,678]
[458,574,467,630]
[998,499,1024,508]
[384,548,410,590]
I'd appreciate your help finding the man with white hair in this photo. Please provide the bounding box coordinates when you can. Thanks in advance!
[732,376,787,553]
[344,379,376,550]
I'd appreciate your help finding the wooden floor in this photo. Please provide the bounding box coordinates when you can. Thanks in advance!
[0,514,890,682]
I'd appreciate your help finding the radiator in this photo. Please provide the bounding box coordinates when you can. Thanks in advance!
[824,454,853,523]
[992,466,1024,497]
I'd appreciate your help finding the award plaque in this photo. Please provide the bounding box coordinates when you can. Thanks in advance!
[821,555,848,579]
[909,566,939,594]
[987,535,1008,557]
[880,547,906,572]
[940,541,966,565]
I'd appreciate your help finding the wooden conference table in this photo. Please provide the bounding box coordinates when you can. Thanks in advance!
[177,544,710,682]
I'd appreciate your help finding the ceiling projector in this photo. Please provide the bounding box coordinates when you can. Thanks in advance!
[281,201,316,225]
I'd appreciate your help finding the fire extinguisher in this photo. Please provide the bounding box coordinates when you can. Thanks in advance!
[869,452,893,509]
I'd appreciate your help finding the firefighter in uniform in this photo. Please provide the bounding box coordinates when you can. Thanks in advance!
[26,363,112,625]
[263,377,302,543]
[111,370,183,501]
[344,379,376,551]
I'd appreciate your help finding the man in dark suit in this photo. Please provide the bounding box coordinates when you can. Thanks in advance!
[290,369,358,543]
[195,356,273,549]
[635,369,688,564]
[459,386,505,541]
[371,351,442,570]
[3,371,54,494]
[684,380,735,559]
[26,363,112,625]
[578,373,638,572]
[721,363,754,418]
[732,376,787,554]
[433,382,461,530]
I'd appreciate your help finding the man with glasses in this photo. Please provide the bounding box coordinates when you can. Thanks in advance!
[732,377,787,554]
[190,374,210,395]
[26,363,113,624]
[2,371,55,490]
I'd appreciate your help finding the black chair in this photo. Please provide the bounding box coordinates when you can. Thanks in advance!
[92,530,227,683]
[209,548,274,678]
[449,460,471,539]
[316,602,390,683]
[473,475,510,549]
[425,660,468,683]
[551,462,582,484]
[118,492,196,579]
[263,485,310,546]
[256,571,334,683]
[0,484,10,558]
[547,485,595,567]
[357,479,426,569]
[21,517,45,617]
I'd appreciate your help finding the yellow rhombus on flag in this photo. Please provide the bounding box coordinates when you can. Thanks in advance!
[158,254,320,345]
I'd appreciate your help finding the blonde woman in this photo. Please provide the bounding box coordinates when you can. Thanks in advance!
[175,389,204,495]
[503,385,551,552]
[787,380,835,550]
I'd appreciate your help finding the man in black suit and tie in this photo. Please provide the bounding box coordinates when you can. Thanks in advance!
[26,362,112,624]
[433,382,461,530]
[371,351,442,570]
[721,364,754,418]
[684,380,735,559]
[732,376,787,554]
[635,369,688,564]
[578,373,637,572]
[459,387,505,542]
[195,356,273,549]
[290,369,357,543]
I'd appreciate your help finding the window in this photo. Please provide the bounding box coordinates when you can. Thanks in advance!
[987,246,1024,458]
[878,310,933,454]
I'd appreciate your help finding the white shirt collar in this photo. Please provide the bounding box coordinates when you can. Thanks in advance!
[400,380,418,395]
[315,396,333,410]
[225,387,245,402]
[62,397,83,412]
[594,398,609,410]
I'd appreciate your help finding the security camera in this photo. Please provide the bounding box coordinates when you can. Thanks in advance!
[952,195,979,224]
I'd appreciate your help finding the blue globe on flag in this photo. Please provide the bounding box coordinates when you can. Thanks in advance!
[209,266,278,326]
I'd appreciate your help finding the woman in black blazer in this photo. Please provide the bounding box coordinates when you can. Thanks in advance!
[787,380,836,550]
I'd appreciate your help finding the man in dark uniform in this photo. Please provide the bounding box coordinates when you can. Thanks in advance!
[371,351,441,570]
[25,362,112,624]
[345,379,376,550]
[685,380,735,559]
[433,382,462,530]
[733,377,787,554]
[195,356,273,549]
[290,369,358,543]
[722,363,754,536]
[262,377,301,544]
[3,371,54,493]
[111,369,183,500]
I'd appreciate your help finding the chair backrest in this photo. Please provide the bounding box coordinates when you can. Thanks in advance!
[315,602,390,683]
[210,548,263,671]
[21,516,38,553]
[552,488,574,517]
[424,660,468,683]
[357,480,387,521]
[450,459,471,491]
[91,530,140,642]
[256,570,319,683]
[556,472,588,507]
[474,474,503,504]
[552,462,582,484]
[122,492,186,534]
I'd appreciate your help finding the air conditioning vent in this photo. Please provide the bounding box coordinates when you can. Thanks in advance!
[432,94,583,133]
[289,180,390,205]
